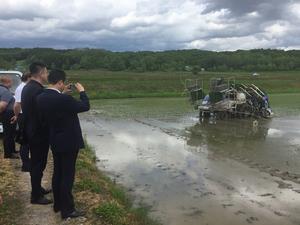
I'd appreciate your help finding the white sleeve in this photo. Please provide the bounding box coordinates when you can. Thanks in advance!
[14,85,22,103]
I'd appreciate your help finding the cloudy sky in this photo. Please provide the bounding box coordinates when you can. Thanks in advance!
[1,0,300,51]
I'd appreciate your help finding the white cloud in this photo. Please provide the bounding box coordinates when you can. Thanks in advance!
[289,3,300,20]
[246,11,259,18]
[0,0,299,51]
[185,36,275,51]
[264,22,290,39]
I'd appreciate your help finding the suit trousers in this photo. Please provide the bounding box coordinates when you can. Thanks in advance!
[17,114,30,168]
[52,149,79,217]
[2,110,16,157]
[29,139,49,200]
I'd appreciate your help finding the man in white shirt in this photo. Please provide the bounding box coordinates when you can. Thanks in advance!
[12,72,31,171]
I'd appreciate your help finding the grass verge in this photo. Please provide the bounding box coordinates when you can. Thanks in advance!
[74,142,160,225]
[0,146,23,225]
[0,141,159,225]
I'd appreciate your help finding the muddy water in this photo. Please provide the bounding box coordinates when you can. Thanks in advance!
[81,97,300,225]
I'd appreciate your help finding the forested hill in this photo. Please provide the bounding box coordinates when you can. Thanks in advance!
[0,48,300,72]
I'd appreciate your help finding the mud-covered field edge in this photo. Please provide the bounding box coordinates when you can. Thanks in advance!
[73,140,161,225]
[0,142,160,225]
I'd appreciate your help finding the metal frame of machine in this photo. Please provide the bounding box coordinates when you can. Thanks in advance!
[185,77,273,120]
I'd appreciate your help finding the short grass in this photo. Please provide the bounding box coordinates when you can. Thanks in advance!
[66,70,300,99]
[0,195,21,225]
[74,142,160,225]
[93,201,126,225]
[0,146,23,225]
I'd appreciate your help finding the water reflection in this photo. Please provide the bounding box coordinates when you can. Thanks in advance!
[186,119,270,148]
[185,117,300,175]
[82,115,300,225]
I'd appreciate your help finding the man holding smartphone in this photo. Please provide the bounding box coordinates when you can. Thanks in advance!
[37,69,90,219]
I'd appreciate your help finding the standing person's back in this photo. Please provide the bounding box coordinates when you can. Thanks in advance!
[37,69,89,219]
[22,79,48,142]
[21,62,52,205]
[37,87,87,151]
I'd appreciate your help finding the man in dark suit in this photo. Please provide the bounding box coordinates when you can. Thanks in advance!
[21,62,52,204]
[37,69,90,219]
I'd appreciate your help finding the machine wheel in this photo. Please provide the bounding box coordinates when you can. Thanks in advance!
[203,111,210,118]
[261,108,271,118]
[239,104,253,118]
[216,111,227,120]
[199,110,203,119]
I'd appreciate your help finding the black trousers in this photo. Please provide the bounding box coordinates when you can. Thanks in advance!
[52,149,79,217]
[1,110,16,158]
[20,143,30,169]
[29,139,49,200]
[17,114,30,168]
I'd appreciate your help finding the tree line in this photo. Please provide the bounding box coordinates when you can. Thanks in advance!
[0,48,300,72]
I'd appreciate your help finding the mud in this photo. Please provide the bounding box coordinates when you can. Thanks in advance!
[81,97,300,225]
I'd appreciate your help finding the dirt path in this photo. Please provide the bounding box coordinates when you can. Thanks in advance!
[11,153,89,225]
[13,153,60,225]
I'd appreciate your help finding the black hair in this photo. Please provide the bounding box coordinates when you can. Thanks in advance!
[21,72,31,82]
[48,69,66,84]
[29,62,47,75]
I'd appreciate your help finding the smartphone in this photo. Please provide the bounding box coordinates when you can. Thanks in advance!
[69,84,76,91]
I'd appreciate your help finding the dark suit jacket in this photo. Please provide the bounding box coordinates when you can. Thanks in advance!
[37,89,90,152]
[21,80,48,143]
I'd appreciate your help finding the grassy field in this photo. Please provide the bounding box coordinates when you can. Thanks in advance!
[87,93,300,119]
[67,70,300,99]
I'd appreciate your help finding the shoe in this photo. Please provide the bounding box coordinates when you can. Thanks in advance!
[62,210,85,219]
[31,196,53,205]
[41,187,52,195]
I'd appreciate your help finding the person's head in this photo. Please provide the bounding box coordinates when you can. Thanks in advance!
[29,62,48,84]
[48,69,66,92]
[21,72,31,83]
[0,75,13,89]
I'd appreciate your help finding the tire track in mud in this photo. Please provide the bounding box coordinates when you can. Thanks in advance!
[216,149,300,193]
[135,143,296,225]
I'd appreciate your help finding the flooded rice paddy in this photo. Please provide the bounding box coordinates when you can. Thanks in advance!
[81,94,300,225]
